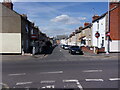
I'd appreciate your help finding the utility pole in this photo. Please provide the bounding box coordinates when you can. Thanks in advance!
[106,0,110,54]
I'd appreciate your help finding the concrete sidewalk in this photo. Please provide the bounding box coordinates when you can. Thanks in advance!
[83,51,119,60]
[1,54,46,61]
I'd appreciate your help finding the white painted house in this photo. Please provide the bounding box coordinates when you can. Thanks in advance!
[92,14,107,49]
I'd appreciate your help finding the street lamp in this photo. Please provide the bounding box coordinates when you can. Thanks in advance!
[106,0,110,54]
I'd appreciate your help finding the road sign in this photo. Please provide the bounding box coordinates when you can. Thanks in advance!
[106,32,110,36]
[31,34,37,39]
[95,32,100,38]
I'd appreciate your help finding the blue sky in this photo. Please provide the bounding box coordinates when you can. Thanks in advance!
[14,2,108,37]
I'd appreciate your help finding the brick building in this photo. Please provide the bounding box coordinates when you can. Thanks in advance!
[109,2,120,52]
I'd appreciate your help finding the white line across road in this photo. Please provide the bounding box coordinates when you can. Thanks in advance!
[83,70,102,73]
[42,85,55,88]
[41,80,55,84]
[8,73,26,76]
[63,79,78,82]
[40,71,63,74]
[85,79,104,82]
[109,78,120,81]
[16,82,32,85]
[63,79,83,90]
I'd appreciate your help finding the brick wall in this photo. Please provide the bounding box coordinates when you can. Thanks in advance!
[81,46,105,54]
[81,46,94,53]
[110,2,120,40]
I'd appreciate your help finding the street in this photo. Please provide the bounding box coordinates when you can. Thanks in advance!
[2,46,119,89]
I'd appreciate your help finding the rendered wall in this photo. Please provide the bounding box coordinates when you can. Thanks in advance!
[0,33,21,53]
[0,3,21,54]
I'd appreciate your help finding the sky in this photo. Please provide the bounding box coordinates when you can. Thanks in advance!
[13,2,108,37]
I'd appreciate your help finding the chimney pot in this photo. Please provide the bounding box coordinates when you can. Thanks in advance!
[84,22,90,27]
[2,1,13,10]
[92,15,99,21]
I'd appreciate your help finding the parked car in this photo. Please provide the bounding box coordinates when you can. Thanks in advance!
[69,46,83,55]
[63,45,70,50]
[60,44,65,48]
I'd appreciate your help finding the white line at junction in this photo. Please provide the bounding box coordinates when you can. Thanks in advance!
[83,70,102,73]
[63,79,83,90]
[109,78,120,81]
[16,82,32,85]
[41,80,55,84]
[85,79,104,82]
[40,71,63,74]
[8,73,26,76]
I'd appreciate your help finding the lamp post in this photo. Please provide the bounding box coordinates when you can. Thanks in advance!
[106,0,110,54]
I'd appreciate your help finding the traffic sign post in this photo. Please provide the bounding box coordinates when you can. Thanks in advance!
[31,34,38,56]
[31,34,38,40]
[95,32,100,54]
[95,32,100,38]
[106,32,110,37]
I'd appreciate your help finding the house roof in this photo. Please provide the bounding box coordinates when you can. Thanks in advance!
[81,23,92,30]
[92,4,119,23]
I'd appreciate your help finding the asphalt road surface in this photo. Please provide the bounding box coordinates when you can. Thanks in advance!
[2,46,120,90]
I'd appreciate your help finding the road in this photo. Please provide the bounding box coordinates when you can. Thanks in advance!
[2,46,120,90]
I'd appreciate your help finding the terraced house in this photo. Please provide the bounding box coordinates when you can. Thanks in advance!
[0,0,49,55]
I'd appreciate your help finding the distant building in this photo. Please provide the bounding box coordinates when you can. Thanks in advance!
[80,23,92,47]
[56,35,68,40]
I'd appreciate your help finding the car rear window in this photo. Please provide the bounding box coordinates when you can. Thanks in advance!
[71,46,79,48]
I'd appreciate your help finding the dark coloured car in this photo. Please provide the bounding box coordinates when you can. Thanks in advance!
[69,46,83,55]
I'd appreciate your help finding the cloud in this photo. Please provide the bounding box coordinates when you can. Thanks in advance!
[51,15,69,22]
[51,14,86,25]
[40,26,73,37]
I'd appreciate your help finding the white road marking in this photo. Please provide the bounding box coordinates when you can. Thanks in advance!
[60,50,62,52]
[42,85,55,88]
[41,87,46,88]
[40,71,63,74]
[86,79,104,82]
[16,82,32,85]
[63,79,83,90]
[109,78,120,81]
[41,80,55,84]
[8,73,26,76]
[63,79,78,82]
[83,70,102,73]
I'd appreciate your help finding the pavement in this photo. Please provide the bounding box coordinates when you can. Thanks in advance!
[1,47,119,62]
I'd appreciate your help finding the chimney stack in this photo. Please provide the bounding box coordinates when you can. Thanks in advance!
[92,15,99,21]
[84,22,90,27]
[2,0,13,10]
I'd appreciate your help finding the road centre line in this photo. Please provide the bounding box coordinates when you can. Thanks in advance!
[8,73,26,76]
[40,71,63,74]
[16,82,32,85]
[41,80,55,84]
[83,70,102,73]
[85,79,104,82]
[109,78,120,81]
[63,79,83,90]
